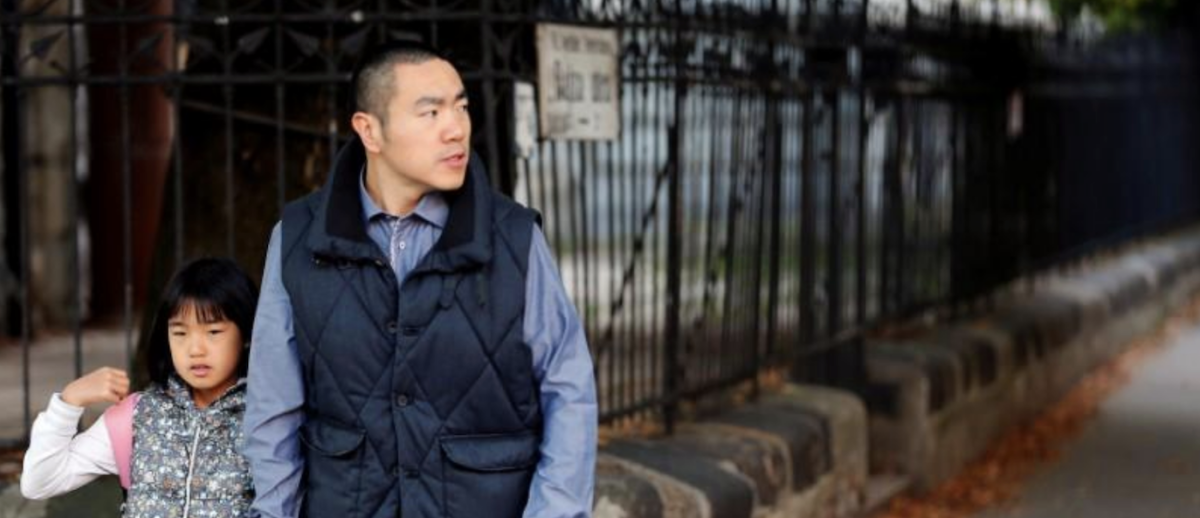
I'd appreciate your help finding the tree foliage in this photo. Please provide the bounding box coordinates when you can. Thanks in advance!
[1047,0,1178,32]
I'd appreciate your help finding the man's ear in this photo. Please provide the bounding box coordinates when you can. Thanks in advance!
[352,112,383,153]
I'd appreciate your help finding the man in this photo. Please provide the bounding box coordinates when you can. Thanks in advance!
[244,41,597,518]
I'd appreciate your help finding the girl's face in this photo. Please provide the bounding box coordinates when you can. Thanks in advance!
[167,303,243,409]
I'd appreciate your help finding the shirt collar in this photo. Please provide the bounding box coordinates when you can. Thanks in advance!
[358,166,449,229]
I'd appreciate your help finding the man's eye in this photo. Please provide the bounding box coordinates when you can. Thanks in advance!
[424,110,438,118]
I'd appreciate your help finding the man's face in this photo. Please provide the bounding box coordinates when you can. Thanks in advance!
[376,59,471,193]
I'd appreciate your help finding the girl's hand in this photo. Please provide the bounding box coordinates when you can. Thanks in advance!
[60,367,130,407]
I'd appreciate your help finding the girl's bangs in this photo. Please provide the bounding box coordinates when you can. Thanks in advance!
[170,297,229,324]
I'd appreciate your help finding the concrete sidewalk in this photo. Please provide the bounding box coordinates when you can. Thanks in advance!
[976,322,1200,518]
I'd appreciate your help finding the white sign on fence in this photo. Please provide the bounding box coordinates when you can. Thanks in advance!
[536,23,620,140]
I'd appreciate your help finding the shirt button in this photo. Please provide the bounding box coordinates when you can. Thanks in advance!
[386,321,398,334]
[398,241,407,250]
[395,393,410,407]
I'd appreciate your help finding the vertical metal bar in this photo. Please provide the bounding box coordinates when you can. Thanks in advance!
[701,86,722,375]
[663,2,685,435]
[828,91,843,335]
[68,0,83,379]
[587,140,603,401]
[223,0,235,257]
[325,8,338,168]
[747,92,770,399]
[629,62,645,420]
[627,4,648,423]
[735,90,751,379]
[172,7,184,270]
[611,71,628,420]
[783,98,797,360]
[614,79,624,422]
[935,102,947,304]
[616,77,631,419]
[989,99,1002,306]
[481,0,503,189]
[947,100,959,315]
[1,0,31,437]
[683,86,698,378]
[523,156,534,212]
[892,97,909,312]
[639,27,654,421]
[535,145,551,258]
[276,0,286,215]
[0,0,18,342]
[878,105,892,316]
[799,90,816,359]
[765,93,783,365]
[566,143,582,324]
[748,93,765,380]
[549,143,564,262]
[719,90,742,385]
[604,137,616,417]
[121,0,135,371]
[579,143,591,335]
[654,35,669,409]
[910,101,923,305]
[856,92,868,325]
[19,86,31,439]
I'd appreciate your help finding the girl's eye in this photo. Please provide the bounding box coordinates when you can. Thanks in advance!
[458,104,469,112]
[170,331,186,337]
[208,329,224,336]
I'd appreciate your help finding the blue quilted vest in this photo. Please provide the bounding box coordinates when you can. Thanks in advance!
[280,137,543,518]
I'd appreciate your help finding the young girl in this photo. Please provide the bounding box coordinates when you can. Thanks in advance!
[21,257,259,517]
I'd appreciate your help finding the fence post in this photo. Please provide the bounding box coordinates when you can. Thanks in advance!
[663,0,688,434]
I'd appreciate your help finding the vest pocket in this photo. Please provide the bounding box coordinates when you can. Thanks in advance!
[439,431,540,518]
[300,419,366,518]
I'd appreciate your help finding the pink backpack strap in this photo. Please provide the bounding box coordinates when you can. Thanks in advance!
[102,393,140,490]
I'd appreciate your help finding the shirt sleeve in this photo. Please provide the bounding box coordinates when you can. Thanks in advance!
[243,223,307,518]
[521,225,598,518]
[21,394,118,500]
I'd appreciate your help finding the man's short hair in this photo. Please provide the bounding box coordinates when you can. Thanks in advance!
[350,40,446,124]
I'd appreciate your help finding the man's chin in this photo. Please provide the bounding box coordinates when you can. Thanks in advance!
[433,176,467,192]
[435,166,468,190]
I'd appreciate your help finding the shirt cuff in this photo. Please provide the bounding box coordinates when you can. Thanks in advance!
[43,393,86,431]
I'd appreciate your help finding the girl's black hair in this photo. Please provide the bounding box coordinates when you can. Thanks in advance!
[145,257,259,387]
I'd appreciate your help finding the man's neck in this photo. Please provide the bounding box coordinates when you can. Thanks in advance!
[364,159,424,216]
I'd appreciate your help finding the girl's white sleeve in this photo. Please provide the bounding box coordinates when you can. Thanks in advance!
[20,393,118,500]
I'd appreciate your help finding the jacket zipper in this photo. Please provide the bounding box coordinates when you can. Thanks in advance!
[182,416,204,518]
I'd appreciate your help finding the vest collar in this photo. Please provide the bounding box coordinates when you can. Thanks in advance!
[307,136,493,273]
[162,374,247,414]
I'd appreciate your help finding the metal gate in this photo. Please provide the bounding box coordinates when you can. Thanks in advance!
[2,0,1198,445]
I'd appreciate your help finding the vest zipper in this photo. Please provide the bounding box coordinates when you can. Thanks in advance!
[182,416,204,518]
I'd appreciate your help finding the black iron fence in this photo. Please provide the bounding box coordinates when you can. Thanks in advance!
[1,0,1197,445]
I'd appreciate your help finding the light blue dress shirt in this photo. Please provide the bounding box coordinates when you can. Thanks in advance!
[243,172,597,518]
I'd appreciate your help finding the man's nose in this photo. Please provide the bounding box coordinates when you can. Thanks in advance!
[444,116,466,141]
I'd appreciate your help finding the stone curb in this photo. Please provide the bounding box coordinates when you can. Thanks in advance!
[595,383,867,518]
[864,228,1200,491]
